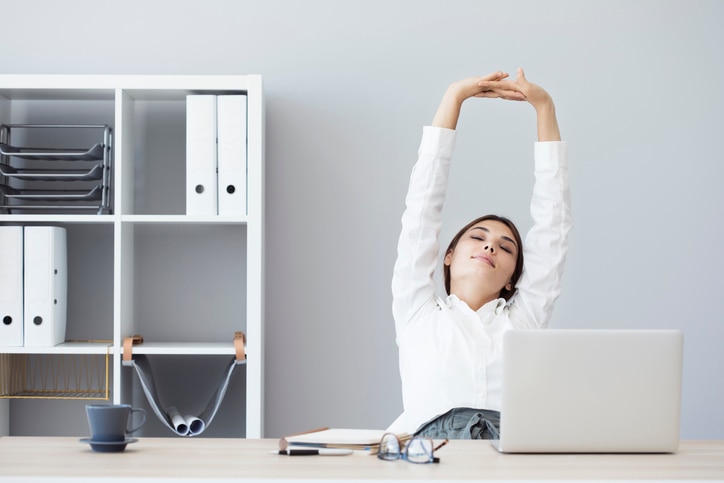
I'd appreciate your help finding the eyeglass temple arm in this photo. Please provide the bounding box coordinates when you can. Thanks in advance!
[433,439,449,452]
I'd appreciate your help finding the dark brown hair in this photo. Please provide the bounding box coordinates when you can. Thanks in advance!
[443,214,524,301]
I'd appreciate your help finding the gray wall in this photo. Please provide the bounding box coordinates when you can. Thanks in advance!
[2,0,722,439]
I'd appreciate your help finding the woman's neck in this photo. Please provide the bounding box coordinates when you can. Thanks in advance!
[450,284,500,312]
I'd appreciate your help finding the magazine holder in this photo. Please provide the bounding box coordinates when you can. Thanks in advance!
[121,332,246,436]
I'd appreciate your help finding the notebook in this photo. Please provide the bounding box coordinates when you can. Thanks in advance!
[491,329,683,454]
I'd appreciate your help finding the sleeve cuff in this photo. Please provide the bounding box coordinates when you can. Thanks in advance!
[419,126,457,160]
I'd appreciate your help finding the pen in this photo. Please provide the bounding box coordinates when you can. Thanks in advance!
[277,448,353,456]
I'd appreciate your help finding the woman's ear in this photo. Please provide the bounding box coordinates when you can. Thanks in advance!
[444,250,452,266]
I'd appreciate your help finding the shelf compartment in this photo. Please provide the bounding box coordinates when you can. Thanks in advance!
[0,350,110,400]
[131,224,247,343]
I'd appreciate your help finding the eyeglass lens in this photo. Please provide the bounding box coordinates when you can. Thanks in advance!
[378,433,442,464]
[405,438,434,464]
[378,433,402,461]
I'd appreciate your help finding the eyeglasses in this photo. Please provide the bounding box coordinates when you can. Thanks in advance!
[377,433,449,464]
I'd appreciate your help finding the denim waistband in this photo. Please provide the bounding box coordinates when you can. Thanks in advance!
[414,407,501,440]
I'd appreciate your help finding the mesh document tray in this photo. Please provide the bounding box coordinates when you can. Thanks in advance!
[0,184,104,201]
[0,163,105,181]
[0,124,112,214]
[0,142,105,161]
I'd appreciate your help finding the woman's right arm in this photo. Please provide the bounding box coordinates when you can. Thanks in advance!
[391,126,455,330]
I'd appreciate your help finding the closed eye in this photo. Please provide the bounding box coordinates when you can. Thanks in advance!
[468,226,518,255]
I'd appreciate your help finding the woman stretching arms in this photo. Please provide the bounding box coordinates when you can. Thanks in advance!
[388,69,571,439]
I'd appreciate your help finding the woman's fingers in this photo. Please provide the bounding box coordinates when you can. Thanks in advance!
[478,79,522,91]
[477,78,526,99]
[475,89,526,100]
[478,69,532,101]
[481,71,509,82]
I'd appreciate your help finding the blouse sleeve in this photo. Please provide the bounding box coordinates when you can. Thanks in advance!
[509,141,572,329]
[391,126,456,333]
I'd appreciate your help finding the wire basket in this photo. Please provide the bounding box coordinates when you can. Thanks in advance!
[0,350,110,400]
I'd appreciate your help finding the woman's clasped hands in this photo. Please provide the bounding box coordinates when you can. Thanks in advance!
[452,68,553,109]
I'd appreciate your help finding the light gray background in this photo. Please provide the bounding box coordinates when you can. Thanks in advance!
[1,0,722,439]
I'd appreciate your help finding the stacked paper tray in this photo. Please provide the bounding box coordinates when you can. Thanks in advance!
[0,124,112,214]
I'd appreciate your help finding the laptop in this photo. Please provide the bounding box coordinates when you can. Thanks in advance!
[491,329,683,454]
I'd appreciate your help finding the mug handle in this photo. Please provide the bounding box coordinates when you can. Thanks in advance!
[126,408,147,434]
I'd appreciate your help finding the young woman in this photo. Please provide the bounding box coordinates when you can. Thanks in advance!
[388,69,572,439]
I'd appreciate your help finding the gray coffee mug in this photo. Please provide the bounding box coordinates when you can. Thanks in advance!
[86,404,147,442]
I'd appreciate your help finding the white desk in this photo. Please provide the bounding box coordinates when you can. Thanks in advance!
[0,437,723,482]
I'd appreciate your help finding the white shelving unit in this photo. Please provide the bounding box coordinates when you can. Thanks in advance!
[0,75,264,438]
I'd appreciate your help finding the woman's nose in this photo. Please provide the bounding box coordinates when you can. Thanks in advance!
[484,244,494,253]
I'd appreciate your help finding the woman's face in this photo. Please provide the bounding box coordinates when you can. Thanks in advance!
[444,219,519,296]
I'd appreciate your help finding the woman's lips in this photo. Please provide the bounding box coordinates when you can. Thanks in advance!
[473,254,495,267]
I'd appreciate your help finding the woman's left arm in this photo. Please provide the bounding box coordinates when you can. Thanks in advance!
[513,139,571,329]
[496,69,571,328]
